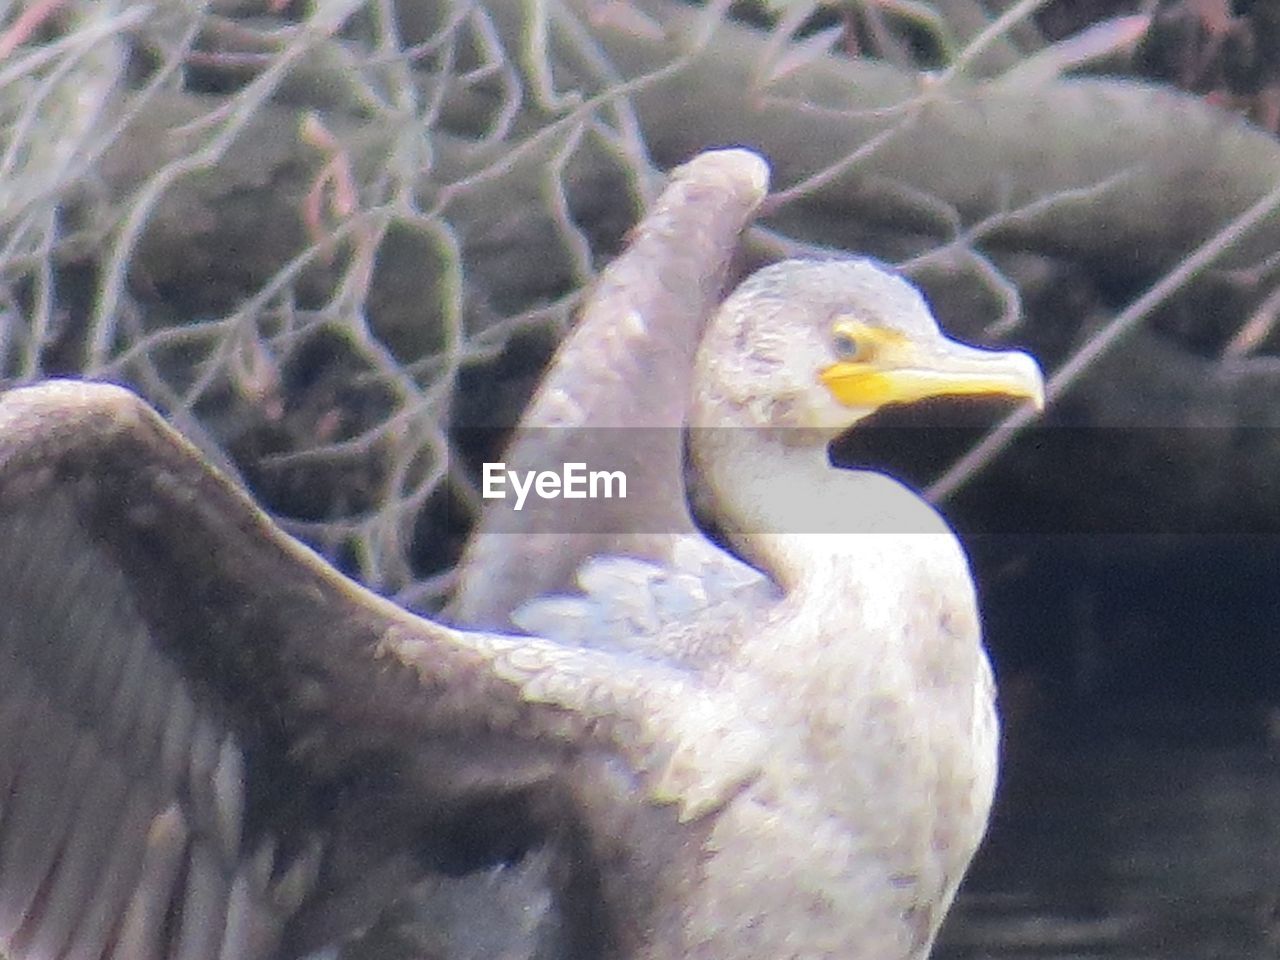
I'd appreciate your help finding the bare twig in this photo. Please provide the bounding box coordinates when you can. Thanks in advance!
[928,176,1280,501]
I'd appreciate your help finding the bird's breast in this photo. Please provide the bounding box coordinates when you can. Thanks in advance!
[703,545,998,957]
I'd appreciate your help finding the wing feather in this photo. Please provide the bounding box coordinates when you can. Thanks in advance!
[0,381,554,957]
[0,379,760,957]
[2,712,99,940]
[511,536,780,668]
[59,779,153,960]
[451,149,770,628]
[20,755,130,958]
[110,802,190,960]
[173,840,231,960]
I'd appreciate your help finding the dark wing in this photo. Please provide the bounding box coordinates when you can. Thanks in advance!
[0,381,760,960]
[449,149,770,630]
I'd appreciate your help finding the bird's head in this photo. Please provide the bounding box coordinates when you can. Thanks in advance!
[699,259,1044,439]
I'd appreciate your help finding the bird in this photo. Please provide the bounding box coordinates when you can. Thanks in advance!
[0,180,1043,960]
[505,257,1044,957]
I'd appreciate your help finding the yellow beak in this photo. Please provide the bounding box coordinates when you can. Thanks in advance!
[820,337,1045,412]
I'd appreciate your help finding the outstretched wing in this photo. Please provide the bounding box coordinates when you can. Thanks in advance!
[450,149,770,630]
[0,381,761,960]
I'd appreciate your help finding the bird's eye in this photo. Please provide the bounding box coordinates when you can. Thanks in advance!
[832,330,864,360]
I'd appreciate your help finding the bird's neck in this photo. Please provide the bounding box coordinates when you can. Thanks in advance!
[689,414,956,594]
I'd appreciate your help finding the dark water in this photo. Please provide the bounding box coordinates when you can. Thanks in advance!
[937,724,1280,959]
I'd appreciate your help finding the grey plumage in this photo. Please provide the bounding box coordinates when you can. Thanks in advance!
[0,149,1041,960]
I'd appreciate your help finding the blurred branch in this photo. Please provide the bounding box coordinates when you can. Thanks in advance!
[7,0,1280,595]
[89,0,1280,328]
[559,0,1280,271]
